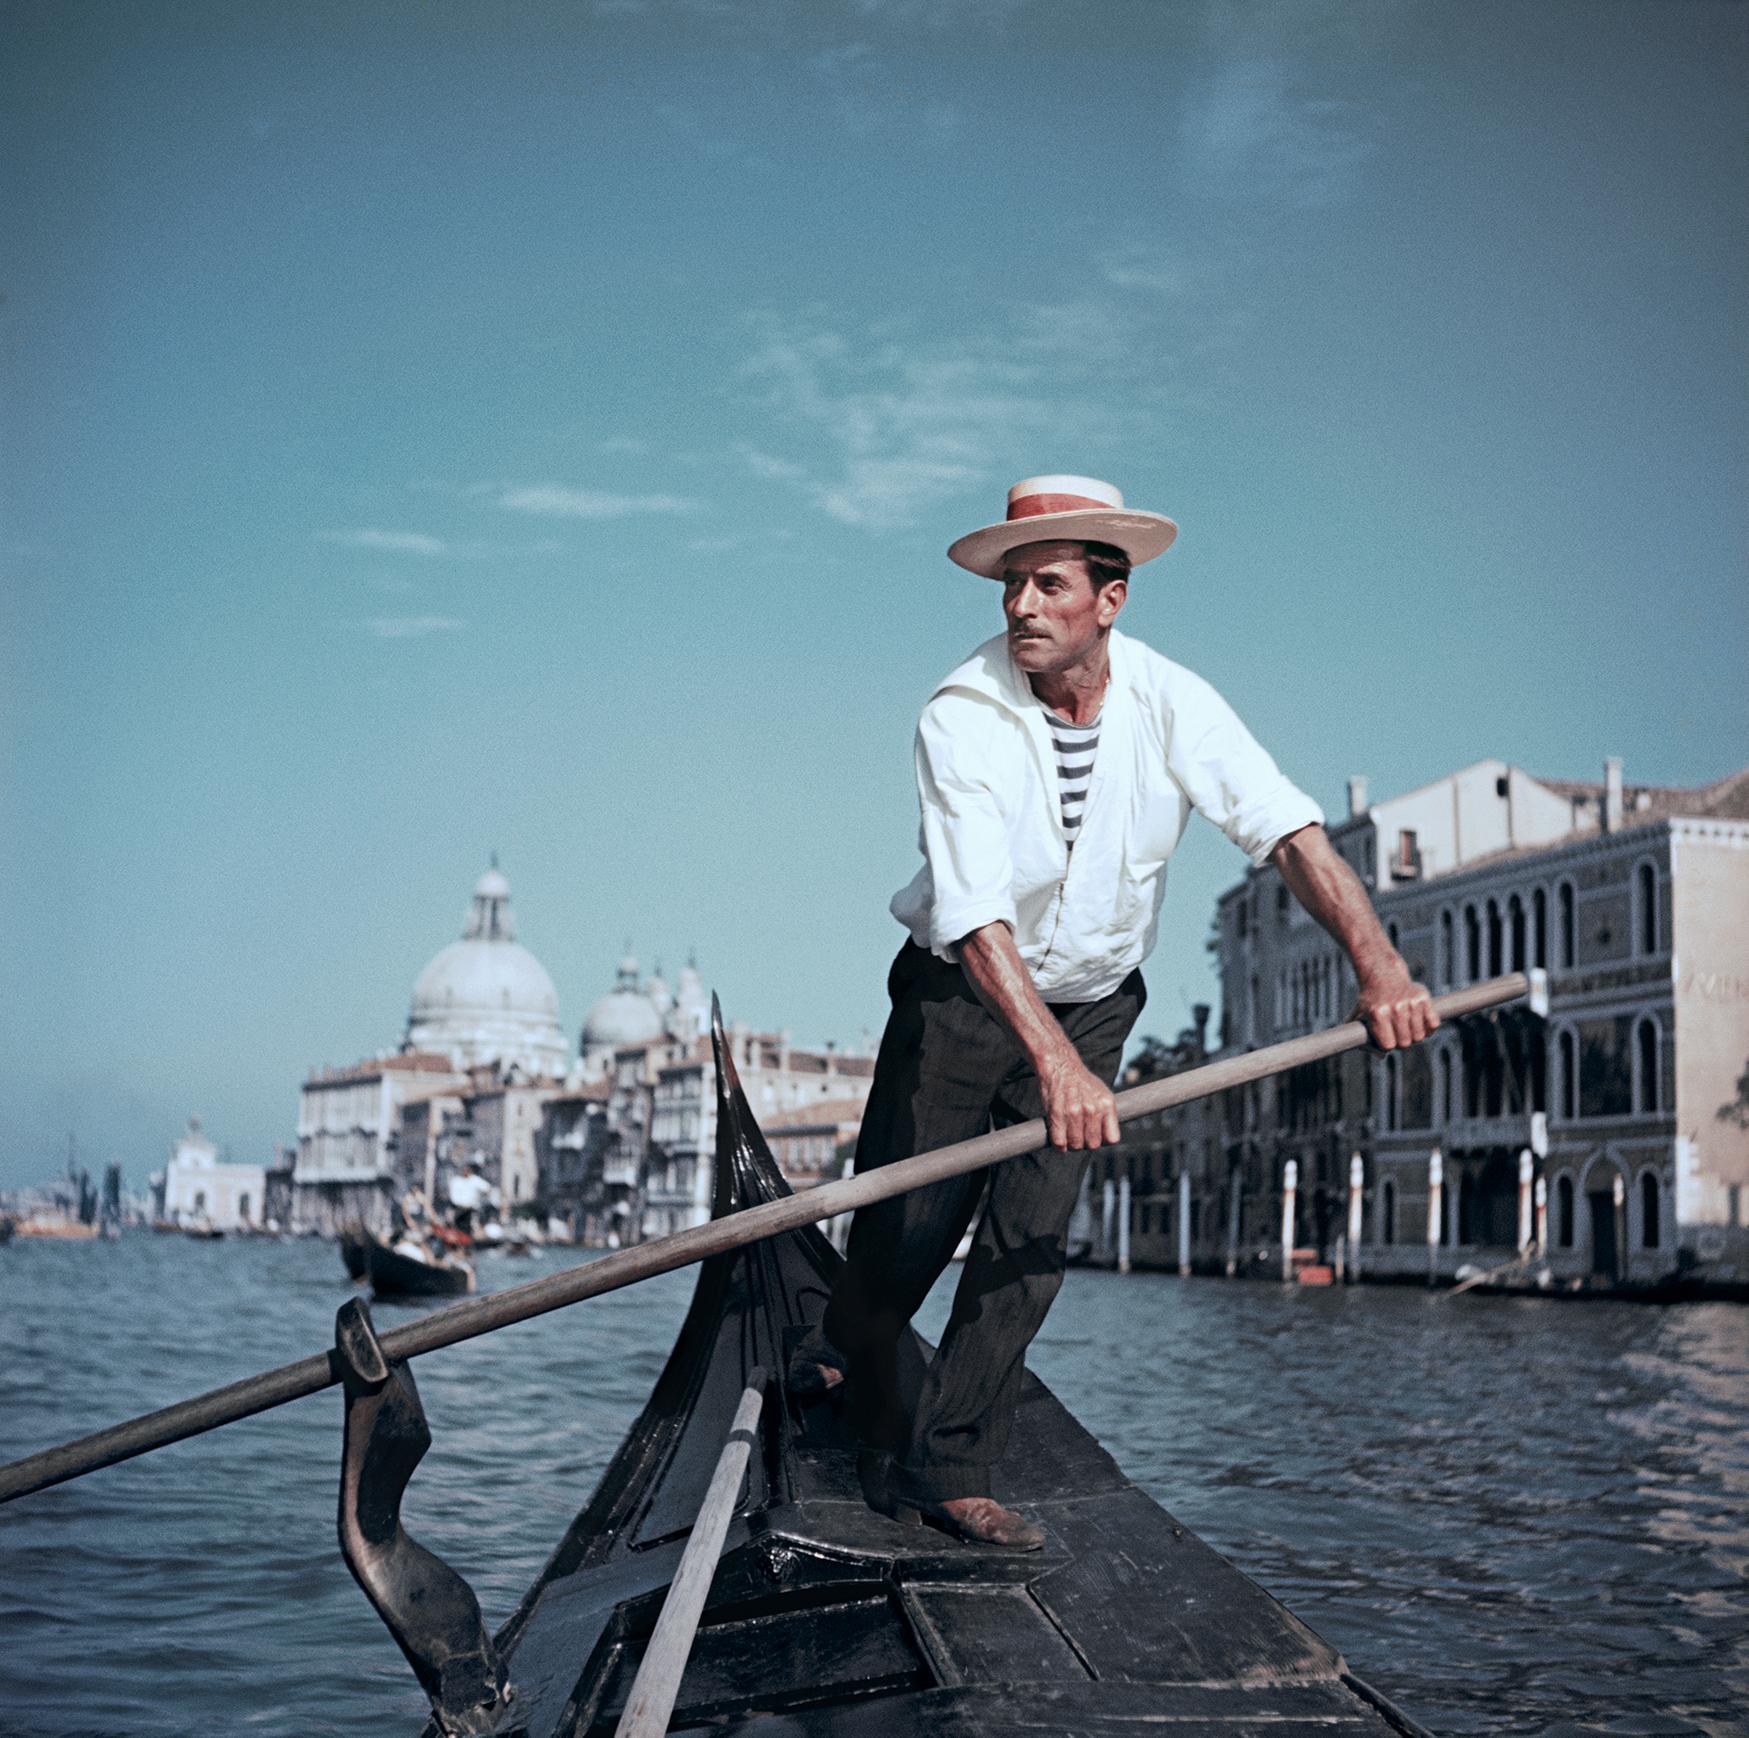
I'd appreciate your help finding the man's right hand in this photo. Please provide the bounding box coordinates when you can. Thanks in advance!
[1036,1045,1120,1151]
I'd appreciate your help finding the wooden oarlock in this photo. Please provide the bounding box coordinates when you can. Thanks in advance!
[0,972,1534,1505]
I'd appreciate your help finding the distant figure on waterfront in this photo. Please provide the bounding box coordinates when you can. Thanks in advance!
[793,474,1436,1550]
[447,1162,493,1237]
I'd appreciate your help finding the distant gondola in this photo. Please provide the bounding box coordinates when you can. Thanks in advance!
[365,1233,474,1299]
[339,1222,371,1282]
[439,1012,1433,1737]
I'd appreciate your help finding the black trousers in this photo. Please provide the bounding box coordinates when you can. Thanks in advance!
[819,941,1145,1504]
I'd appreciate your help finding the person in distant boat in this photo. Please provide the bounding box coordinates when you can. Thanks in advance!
[793,475,1436,1550]
[447,1162,493,1237]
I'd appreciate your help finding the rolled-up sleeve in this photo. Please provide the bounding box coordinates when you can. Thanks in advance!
[915,690,1018,953]
[1167,672,1323,867]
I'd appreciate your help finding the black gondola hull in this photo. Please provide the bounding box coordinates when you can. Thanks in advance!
[439,1008,1430,1737]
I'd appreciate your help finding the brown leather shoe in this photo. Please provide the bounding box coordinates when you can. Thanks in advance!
[916,1496,1044,1551]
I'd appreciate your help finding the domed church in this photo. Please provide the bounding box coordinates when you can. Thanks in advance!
[579,949,710,1077]
[405,864,570,1077]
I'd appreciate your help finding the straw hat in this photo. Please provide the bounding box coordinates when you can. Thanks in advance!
[947,475,1178,579]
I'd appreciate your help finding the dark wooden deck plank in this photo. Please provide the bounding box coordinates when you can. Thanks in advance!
[707,1679,1412,1736]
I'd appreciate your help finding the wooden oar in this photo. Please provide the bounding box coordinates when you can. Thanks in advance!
[0,972,1532,1504]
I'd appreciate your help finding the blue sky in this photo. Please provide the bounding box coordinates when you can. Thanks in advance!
[3,0,1744,1187]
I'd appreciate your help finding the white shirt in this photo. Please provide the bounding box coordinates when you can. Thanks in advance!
[889,628,1323,1003]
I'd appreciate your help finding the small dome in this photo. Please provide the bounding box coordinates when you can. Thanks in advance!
[474,866,510,901]
[581,987,664,1048]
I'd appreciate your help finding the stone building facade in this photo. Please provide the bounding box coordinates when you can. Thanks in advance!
[1082,759,1747,1289]
[1207,759,1749,1288]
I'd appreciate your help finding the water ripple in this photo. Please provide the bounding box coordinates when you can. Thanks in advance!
[1,1238,1745,1735]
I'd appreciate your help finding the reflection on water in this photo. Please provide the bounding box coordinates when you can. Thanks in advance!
[1,1234,1745,1736]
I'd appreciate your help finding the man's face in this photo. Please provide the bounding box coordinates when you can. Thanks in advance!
[1001,541,1126,674]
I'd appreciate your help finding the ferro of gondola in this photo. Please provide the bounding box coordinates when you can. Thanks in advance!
[0,971,1537,1505]
[334,1299,511,1736]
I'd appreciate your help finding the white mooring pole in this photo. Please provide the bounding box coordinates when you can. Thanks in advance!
[1534,1174,1548,1253]
[1176,1170,1191,1276]
[1517,1150,1534,1253]
[1101,1178,1116,1266]
[1426,1148,1444,1287]
[1116,1175,1132,1275]
[1281,1158,1298,1283]
[1346,1153,1364,1284]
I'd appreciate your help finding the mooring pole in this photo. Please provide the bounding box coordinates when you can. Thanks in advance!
[1346,1153,1364,1284]
[1280,1158,1298,1283]
[1426,1148,1444,1288]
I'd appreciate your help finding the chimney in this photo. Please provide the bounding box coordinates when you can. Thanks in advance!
[1191,1004,1211,1053]
[1603,757,1623,833]
[1347,776,1369,819]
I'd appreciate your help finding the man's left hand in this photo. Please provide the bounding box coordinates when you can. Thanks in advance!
[1352,966,1438,1050]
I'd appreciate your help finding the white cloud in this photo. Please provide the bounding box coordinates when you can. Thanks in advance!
[735,308,1134,531]
[320,528,449,556]
[498,485,703,519]
[364,616,466,639]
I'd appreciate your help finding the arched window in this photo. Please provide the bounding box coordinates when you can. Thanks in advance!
[1558,881,1576,969]
[1532,887,1548,970]
[238,1192,251,1222]
[1385,1053,1400,1132]
[1486,899,1504,977]
[1439,910,1455,988]
[1380,1177,1397,1245]
[1438,1049,1454,1125]
[1464,905,1481,981]
[1508,894,1526,972]
[1637,1017,1659,1114]
[1558,1029,1577,1120]
[1637,862,1658,955]
[1556,1175,1575,1248]
[1640,1171,1661,1249]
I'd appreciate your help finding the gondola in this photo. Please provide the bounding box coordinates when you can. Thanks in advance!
[365,1232,475,1298]
[449,1013,1433,1737]
[339,1221,371,1281]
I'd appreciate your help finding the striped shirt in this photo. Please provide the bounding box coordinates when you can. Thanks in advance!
[1049,709,1101,844]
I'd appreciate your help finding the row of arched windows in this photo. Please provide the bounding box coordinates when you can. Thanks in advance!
[1430,859,1662,989]
[1375,1011,1665,1129]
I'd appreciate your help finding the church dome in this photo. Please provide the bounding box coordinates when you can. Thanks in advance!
[405,865,569,1077]
[581,949,663,1054]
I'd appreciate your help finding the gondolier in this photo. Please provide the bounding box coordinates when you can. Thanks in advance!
[796,474,1437,1549]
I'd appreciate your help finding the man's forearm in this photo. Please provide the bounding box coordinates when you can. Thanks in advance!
[957,921,1119,1148]
[1270,823,1398,978]
[1270,823,1436,1049]
[958,921,1076,1071]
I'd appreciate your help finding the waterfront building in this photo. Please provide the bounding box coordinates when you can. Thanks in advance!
[534,1080,616,1241]
[293,1053,467,1235]
[434,1072,560,1214]
[638,1026,876,1239]
[290,863,567,1234]
[1202,758,1749,1288]
[156,1115,267,1231]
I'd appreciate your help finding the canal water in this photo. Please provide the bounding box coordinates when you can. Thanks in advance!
[1,1232,1744,1737]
